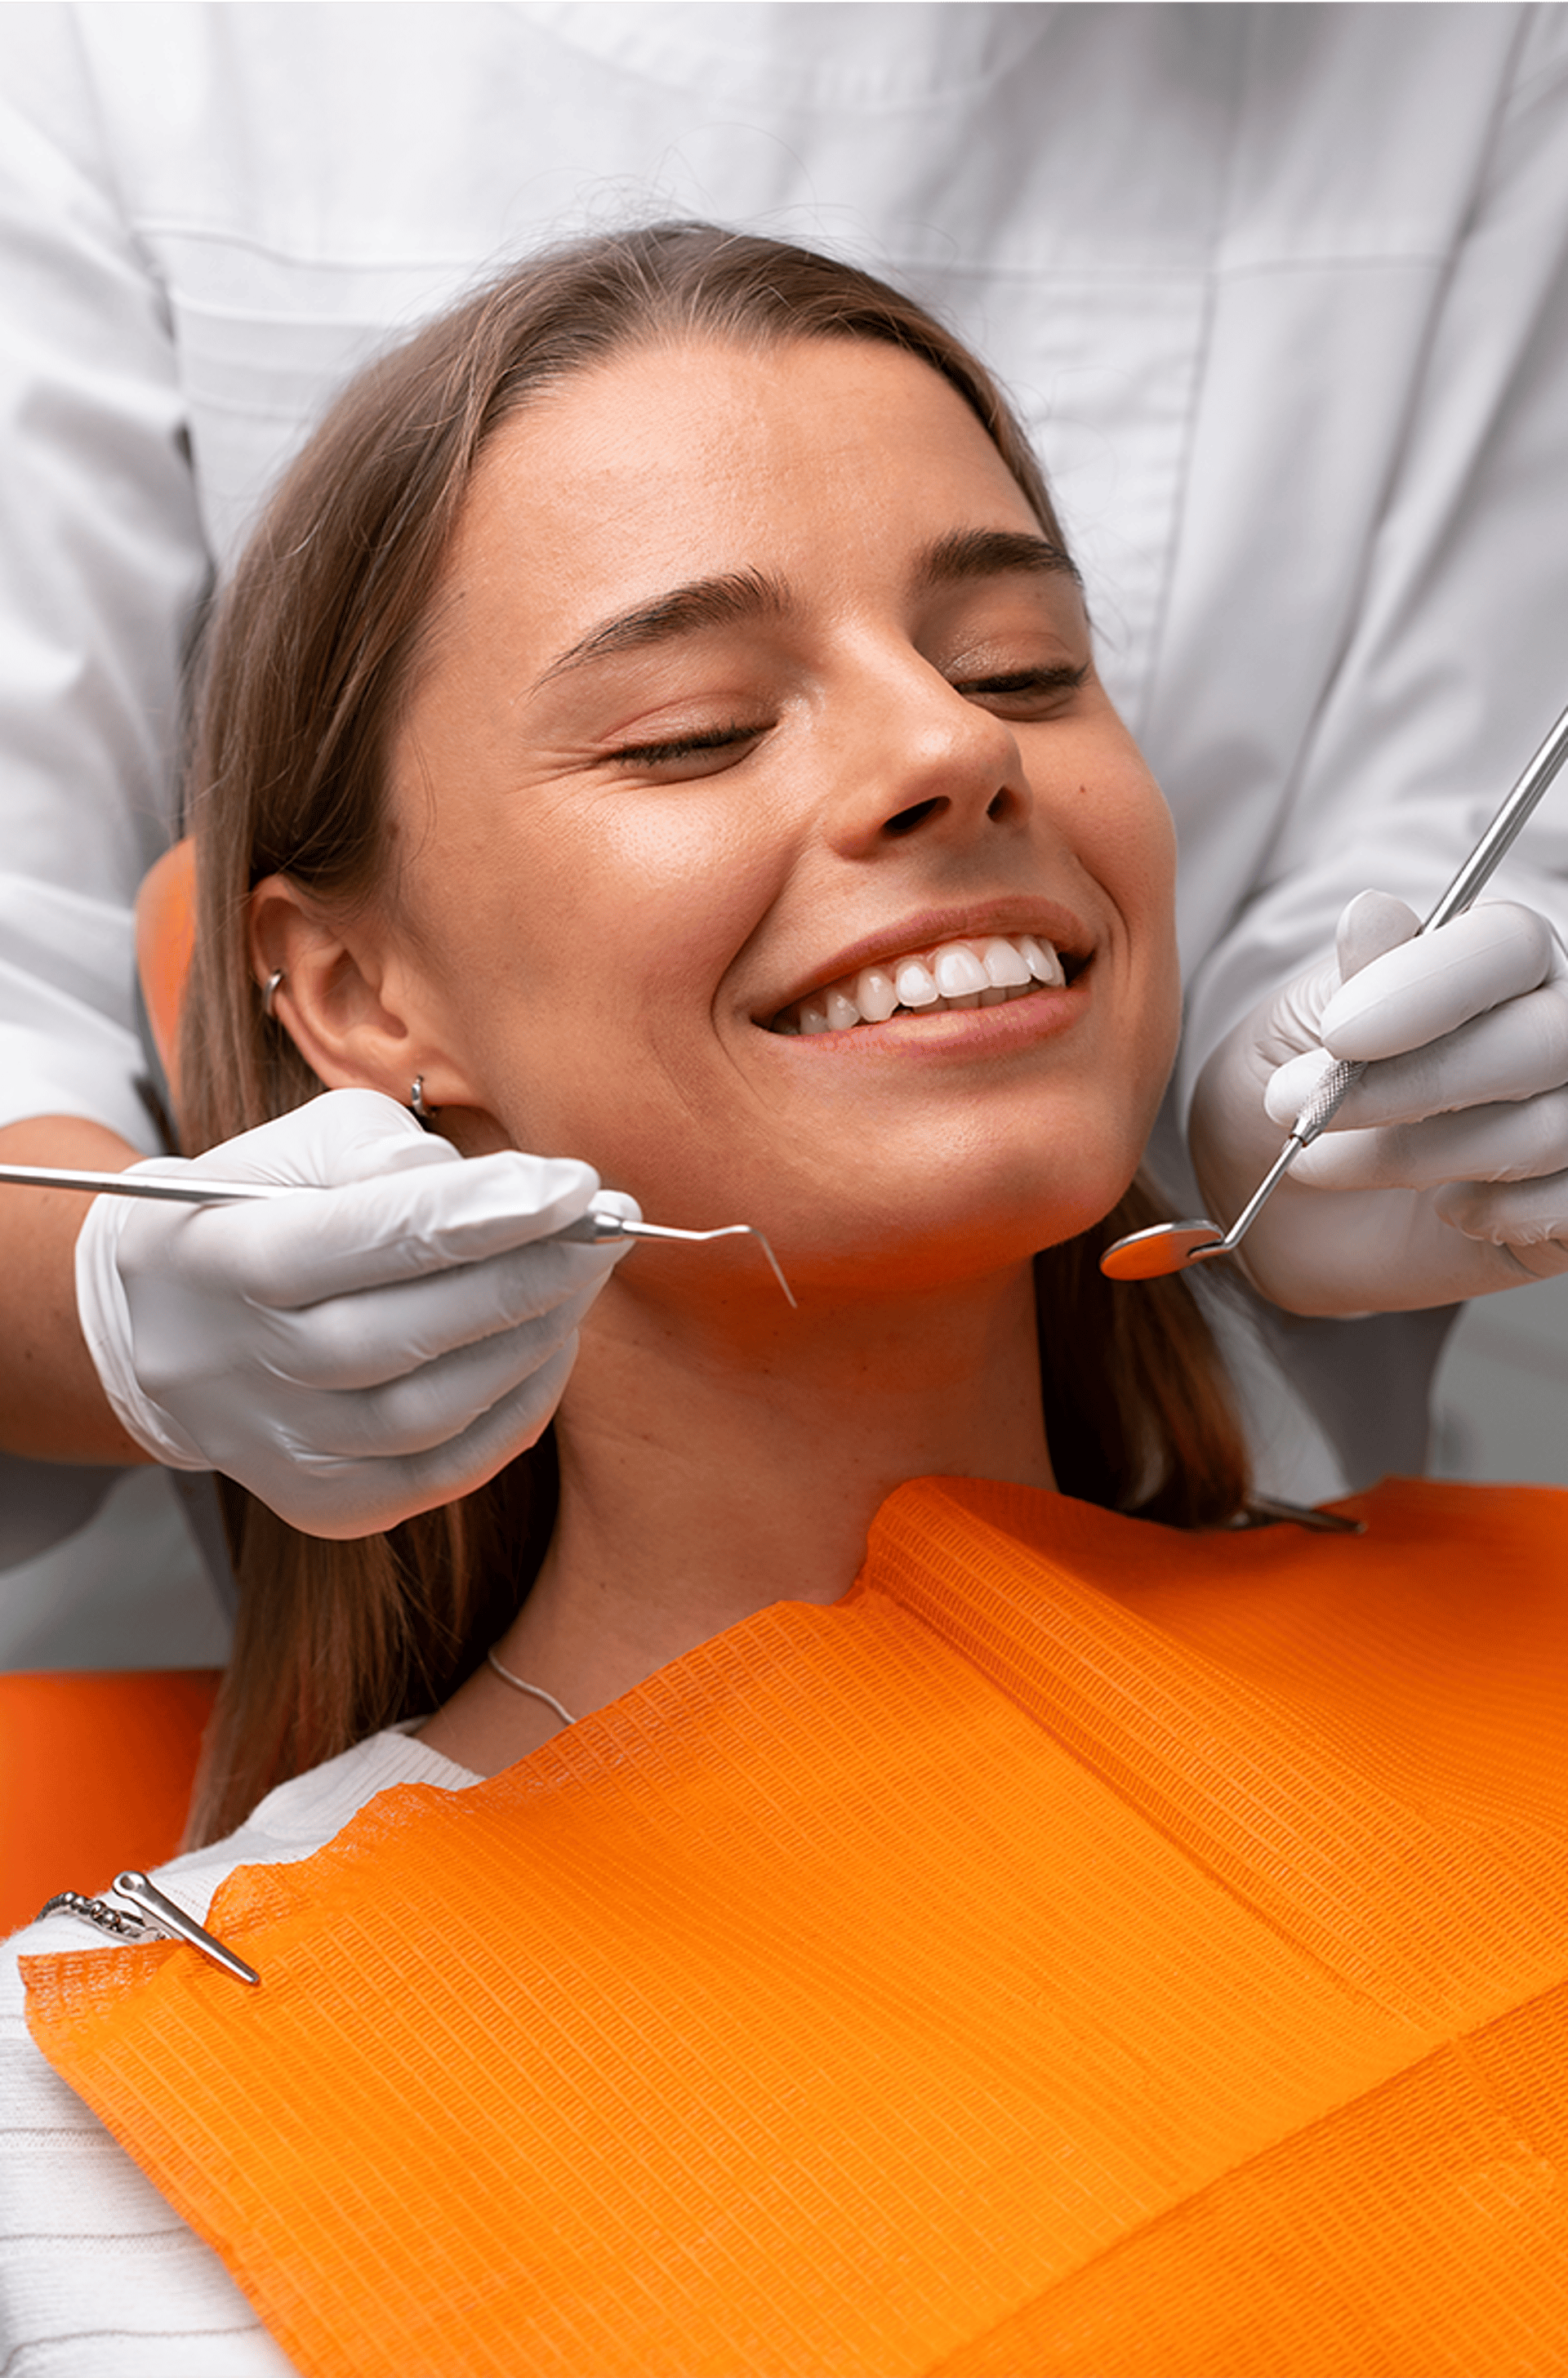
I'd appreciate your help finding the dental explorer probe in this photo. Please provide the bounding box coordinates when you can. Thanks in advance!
[1101,694,1568,1283]
[0,1165,797,1308]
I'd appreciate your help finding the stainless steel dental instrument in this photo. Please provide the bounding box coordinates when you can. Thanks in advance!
[559,1211,796,1307]
[0,1163,798,1307]
[1102,695,1568,1283]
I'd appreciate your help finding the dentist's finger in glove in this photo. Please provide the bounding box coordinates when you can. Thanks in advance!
[1281,1087,1568,1193]
[133,1172,619,1378]
[75,1088,639,1538]
[203,1294,607,1538]
[1267,987,1568,1134]
[136,1259,609,1440]
[1266,898,1568,1129]
[1265,899,1568,1188]
[1323,897,1561,1060]
[315,1332,589,1524]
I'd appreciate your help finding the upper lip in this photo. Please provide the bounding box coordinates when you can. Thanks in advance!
[755,898,1093,1022]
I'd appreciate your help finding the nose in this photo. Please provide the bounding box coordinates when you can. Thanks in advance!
[821,652,1032,857]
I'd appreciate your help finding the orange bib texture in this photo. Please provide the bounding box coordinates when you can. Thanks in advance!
[24,1476,1568,2376]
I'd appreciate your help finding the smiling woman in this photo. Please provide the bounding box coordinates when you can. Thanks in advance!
[178,224,1241,1832]
[9,227,1568,2378]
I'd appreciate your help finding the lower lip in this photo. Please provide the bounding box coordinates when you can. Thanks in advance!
[756,974,1090,1064]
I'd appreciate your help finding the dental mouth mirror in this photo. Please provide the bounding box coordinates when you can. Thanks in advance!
[0,1166,797,1310]
[1101,694,1568,1284]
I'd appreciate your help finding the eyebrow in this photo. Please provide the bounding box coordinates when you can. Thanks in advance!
[536,568,794,687]
[914,527,1081,594]
[533,526,1080,689]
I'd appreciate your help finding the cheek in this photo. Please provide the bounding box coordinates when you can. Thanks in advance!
[1094,774,1178,919]
[401,786,784,1154]
[1089,770,1178,969]
[1125,814,1183,1101]
[1052,764,1181,1111]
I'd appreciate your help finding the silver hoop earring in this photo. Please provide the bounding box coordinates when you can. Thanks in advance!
[261,969,285,1019]
[410,1075,439,1126]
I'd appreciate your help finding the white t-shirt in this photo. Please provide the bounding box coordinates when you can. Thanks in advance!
[0,1726,477,2376]
[4,2,1568,1601]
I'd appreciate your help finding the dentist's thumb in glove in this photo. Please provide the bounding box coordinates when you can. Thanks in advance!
[1186,901,1418,1270]
[75,1088,639,1539]
[1257,891,1423,1130]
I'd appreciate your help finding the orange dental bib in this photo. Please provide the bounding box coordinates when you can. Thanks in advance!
[24,1476,1568,2377]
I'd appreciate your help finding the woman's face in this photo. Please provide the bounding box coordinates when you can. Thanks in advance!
[374,336,1178,1297]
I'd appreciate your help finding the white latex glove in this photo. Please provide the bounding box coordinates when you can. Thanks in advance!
[1188,892,1568,1314]
[76,1088,639,1537]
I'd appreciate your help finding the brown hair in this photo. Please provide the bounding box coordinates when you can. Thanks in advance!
[180,222,1248,1843]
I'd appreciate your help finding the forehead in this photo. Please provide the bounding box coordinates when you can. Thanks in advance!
[448,336,1042,611]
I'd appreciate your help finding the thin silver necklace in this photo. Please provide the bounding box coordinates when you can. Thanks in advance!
[486,1646,577,1727]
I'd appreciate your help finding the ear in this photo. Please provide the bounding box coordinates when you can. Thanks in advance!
[247,875,497,1130]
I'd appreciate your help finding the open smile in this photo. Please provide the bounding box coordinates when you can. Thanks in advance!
[769,930,1075,1037]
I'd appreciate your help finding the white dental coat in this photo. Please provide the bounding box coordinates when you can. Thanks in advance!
[3,2,1568,1626]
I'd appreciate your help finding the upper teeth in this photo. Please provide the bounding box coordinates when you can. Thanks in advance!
[774,933,1067,1036]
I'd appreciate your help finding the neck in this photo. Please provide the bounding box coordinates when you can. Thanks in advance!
[421,1261,1052,1774]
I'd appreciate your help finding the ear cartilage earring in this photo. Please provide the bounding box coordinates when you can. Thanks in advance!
[261,969,285,1018]
[409,1076,439,1126]
[0,1169,798,1306]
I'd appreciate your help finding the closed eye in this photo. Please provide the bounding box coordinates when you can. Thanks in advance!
[956,663,1090,707]
[604,720,768,769]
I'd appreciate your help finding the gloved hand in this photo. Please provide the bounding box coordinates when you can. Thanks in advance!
[1188,892,1568,1314]
[75,1088,638,1538]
